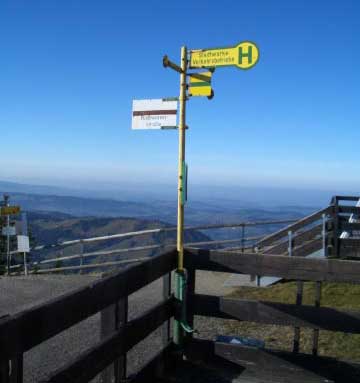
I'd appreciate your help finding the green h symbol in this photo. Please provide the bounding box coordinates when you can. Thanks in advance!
[238,45,252,64]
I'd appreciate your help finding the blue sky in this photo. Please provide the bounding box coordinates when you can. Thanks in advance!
[1,0,360,192]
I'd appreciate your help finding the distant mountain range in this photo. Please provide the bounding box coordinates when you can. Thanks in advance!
[14,211,210,272]
[0,179,346,208]
[0,180,328,272]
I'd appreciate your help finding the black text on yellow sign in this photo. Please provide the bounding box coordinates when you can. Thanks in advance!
[190,41,259,70]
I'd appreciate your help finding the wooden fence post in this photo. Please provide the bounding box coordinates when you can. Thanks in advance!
[312,281,322,356]
[333,197,339,257]
[289,230,303,353]
[162,273,171,345]
[0,360,9,383]
[0,356,23,383]
[101,278,128,383]
[185,267,196,339]
[155,272,172,378]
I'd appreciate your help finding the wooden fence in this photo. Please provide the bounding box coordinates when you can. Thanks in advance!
[2,245,360,382]
[182,247,360,382]
[0,249,177,383]
[2,196,360,382]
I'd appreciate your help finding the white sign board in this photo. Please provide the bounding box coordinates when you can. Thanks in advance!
[132,99,177,129]
[17,235,30,253]
[2,226,16,236]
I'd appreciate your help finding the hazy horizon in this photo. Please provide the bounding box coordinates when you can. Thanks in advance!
[0,177,356,209]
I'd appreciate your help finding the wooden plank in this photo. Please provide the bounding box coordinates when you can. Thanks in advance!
[185,268,196,343]
[339,206,360,214]
[114,298,128,382]
[292,238,323,258]
[185,339,360,383]
[191,294,360,333]
[335,196,360,202]
[184,248,360,283]
[0,356,22,383]
[257,207,332,248]
[333,200,340,258]
[162,273,171,344]
[293,281,304,353]
[340,238,360,248]
[159,273,171,378]
[0,249,177,360]
[100,295,128,383]
[44,298,174,383]
[100,304,116,383]
[312,282,321,356]
[339,220,360,232]
[266,224,323,255]
[339,247,360,259]
[129,343,175,383]
[0,360,9,383]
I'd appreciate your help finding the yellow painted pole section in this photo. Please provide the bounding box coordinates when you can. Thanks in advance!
[177,46,187,271]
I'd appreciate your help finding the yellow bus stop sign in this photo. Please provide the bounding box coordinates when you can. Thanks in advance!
[1,206,21,216]
[190,41,259,70]
[188,71,213,97]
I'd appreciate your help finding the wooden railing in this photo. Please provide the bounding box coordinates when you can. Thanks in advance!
[332,196,360,258]
[0,249,177,383]
[182,247,360,382]
[256,206,333,256]
[2,244,360,382]
[10,219,296,275]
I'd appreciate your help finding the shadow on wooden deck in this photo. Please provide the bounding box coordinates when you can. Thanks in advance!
[161,339,360,383]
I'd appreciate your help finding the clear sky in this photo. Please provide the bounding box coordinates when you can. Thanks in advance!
[1,0,359,192]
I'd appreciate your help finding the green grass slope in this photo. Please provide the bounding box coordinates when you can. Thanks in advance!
[227,282,360,361]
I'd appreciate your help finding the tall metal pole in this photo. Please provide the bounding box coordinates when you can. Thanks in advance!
[177,46,187,271]
[174,46,187,346]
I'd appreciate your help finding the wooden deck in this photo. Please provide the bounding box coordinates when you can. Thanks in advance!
[161,340,360,383]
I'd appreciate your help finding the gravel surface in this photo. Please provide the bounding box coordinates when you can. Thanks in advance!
[0,271,253,382]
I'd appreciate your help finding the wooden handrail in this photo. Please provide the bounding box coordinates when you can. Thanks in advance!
[0,249,177,360]
[184,247,360,283]
[264,223,323,255]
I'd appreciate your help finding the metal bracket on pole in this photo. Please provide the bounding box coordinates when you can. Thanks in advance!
[163,55,183,73]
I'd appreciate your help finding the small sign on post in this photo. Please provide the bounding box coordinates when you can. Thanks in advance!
[132,99,178,129]
[188,71,213,98]
[1,206,21,216]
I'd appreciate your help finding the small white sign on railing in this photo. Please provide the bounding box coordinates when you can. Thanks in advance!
[17,235,30,253]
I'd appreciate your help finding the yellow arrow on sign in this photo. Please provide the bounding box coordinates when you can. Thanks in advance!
[190,41,259,70]
[1,206,21,215]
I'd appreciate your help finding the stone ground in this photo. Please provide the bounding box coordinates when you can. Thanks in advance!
[0,271,255,382]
